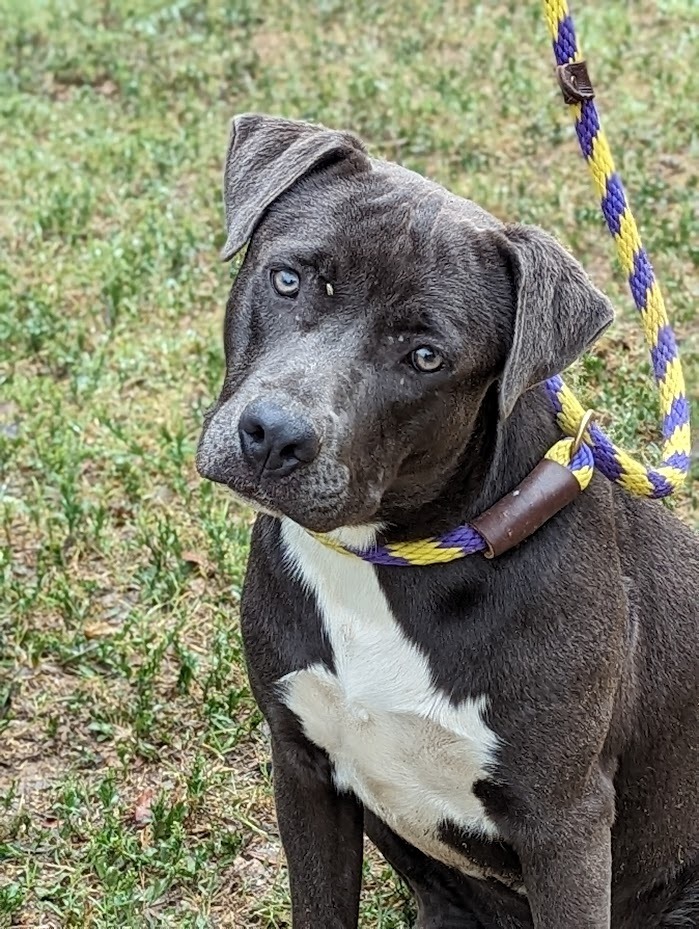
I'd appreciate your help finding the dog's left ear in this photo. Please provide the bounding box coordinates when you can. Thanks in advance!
[220,113,368,260]
[493,224,614,419]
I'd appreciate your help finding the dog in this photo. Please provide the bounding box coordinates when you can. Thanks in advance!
[196,114,699,928]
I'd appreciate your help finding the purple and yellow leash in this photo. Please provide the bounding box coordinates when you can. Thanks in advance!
[315,0,691,567]
[542,1,690,499]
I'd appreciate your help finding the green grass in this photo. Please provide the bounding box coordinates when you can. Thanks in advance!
[0,0,697,925]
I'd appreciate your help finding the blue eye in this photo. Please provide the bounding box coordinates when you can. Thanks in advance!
[272,268,300,297]
[410,346,443,373]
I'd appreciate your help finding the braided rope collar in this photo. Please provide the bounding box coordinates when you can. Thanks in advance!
[313,1,690,568]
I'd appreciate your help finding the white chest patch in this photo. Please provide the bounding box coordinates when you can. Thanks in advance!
[278,520,501,877]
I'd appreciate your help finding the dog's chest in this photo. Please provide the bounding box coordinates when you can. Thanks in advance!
[278,521,501,875]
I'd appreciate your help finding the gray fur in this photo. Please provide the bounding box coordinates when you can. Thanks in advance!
[196,114,699,929]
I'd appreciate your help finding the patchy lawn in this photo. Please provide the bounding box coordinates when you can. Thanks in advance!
[0,0,697,926]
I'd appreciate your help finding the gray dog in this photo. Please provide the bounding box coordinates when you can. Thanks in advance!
[196,114,699,928]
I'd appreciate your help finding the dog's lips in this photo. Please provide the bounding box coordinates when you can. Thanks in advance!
[221,474,379,534]
[224,484,281,519]
[222,476,281,518]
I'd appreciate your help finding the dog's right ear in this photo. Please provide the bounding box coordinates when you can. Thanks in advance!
[220,113,368,261]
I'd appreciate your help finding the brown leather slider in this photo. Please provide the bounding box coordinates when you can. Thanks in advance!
[557,60,595,104]
[472,459,582,559]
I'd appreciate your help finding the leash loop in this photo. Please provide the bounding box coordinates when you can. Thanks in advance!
[572,409,595,455]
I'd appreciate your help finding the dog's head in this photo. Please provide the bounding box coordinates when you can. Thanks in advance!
[196,114,612,532]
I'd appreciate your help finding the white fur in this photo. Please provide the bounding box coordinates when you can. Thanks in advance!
[278,519,501,878]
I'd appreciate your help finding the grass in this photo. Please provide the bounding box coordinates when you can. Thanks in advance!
[0,0,697,925]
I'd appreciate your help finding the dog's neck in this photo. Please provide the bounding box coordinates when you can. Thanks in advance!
[377,384,561,543]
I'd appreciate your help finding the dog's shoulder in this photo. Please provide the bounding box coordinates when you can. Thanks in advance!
[613,490,699,656]
[615,491,699,593]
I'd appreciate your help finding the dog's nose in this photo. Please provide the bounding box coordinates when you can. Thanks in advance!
[238,400,320,477]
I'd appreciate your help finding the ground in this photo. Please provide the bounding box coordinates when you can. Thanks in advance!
[0,0,697,926]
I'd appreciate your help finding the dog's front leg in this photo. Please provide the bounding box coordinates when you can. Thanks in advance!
[519,815,611,929]
[271,733,364,929]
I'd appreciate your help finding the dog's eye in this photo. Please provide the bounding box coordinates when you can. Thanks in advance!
[410,346,443,373]
[272,268,300,297]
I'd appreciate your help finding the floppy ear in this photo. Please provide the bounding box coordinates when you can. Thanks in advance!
[494,224,614,418]
[220,113,368,261]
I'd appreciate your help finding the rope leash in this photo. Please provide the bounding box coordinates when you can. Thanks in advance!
[314,0,690,567]
[542,0,690,499]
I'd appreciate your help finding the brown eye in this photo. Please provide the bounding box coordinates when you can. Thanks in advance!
[411,346,443,373]
[272,268,300,297]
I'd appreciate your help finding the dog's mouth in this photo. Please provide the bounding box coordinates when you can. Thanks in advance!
[215,468,382,535]
[222,483,283,520]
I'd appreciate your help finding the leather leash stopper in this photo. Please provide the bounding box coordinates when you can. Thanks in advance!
[557,60,595,104]
[472,459,583,559]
